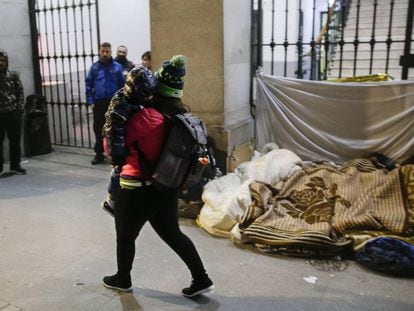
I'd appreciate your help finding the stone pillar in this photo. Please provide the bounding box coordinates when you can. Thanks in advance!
[150,0,253,172]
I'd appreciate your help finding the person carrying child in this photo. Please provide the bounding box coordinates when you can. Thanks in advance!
[102,55,214,297]
[102,66,157,215]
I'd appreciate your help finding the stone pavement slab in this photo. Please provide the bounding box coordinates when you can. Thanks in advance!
[0,152,413,310]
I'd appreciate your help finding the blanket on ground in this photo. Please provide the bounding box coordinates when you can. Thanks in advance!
[238,160,414,254]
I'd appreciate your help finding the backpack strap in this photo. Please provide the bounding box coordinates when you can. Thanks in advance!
[132,141,155,178]
[176,113,208,145]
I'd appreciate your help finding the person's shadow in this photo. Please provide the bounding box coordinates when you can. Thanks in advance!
[119,292,143,311]
[0,171,17,178]
[118,288,220,311]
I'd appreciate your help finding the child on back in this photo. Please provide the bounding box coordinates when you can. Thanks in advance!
[101,66,156,216]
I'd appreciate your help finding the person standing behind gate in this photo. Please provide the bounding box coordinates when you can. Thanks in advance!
[0,50,26,176]
[141,50,152,71]
[86,42,124,165]
[115,45,135,77]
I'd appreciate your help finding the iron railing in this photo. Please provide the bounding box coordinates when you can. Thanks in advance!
[251,0,414,81]
[28,0,100,148]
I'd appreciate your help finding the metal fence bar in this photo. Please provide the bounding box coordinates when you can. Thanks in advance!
[323,0,330,80]
[78,0,88,148]
[72,0,84,147]
[56,0,71,145]
[385,0,395,74]
[257,0,263,68]
[49,0,64,143]
[369,0,378,75]
[64,0,77,146]
[338,0,346,78]
[271,0,275,75]
[310,0,316,80]
[42,0,58,144]
[296,0,303,79]
[86,0,95,147]
[283,0,288,77]
[352,0,360,77]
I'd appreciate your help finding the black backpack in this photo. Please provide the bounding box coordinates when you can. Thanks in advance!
[151,113,211,192]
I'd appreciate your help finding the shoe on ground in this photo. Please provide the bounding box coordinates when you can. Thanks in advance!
[182,276,214,297]
[101,200,115,217]
[91,155,105,165]
[10,165,26,175]
[103,274,132,292]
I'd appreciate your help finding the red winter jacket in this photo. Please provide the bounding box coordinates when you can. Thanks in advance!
[120,107,167,180]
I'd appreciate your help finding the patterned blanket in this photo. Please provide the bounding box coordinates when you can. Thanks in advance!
[239,160,414,254]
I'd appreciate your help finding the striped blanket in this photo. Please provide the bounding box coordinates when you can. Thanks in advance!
[239,160,414,254]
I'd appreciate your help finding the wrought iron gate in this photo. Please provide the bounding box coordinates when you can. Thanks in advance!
[28,0,100,148]
[251,0,414,81]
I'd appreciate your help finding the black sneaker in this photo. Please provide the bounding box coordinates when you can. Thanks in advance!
[182,276,214,297]
[10,165,26,175]
[91,155,105,165]
[103,274,132,292]
[101,200,115,217]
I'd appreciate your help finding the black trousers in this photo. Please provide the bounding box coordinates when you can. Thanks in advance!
[0,111,22,169]
[114,186,207,280]
[92,100,110,156]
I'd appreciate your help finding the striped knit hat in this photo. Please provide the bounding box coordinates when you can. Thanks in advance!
[154,55,186,98]
[123,66,156,101]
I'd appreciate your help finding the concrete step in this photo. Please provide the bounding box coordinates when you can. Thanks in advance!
[330,42,406,53]
[348,1,408,11]
[328,63,410,72]
[330,58,402,69]
[328,67,413,80]
[335,43,403,59]
[348,7,408,16]
[344,19,407,29]
[343,26,407,37]
[330,50,403,61]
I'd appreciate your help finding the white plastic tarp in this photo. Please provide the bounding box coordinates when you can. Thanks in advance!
[255,74,414,163]
[199,147,302,237]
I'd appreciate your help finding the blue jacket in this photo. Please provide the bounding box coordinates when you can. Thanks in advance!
[85,58,125,104]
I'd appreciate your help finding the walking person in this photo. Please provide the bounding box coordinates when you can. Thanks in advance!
[0,50,26,176]
[101,66,157,216]
[115,45,135,77]
[86,42,125,165]
[103,55,214,297]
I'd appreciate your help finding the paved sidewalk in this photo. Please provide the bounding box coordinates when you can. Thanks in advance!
[0,152,413,311]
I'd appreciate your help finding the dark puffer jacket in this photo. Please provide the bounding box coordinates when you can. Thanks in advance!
[102,89,145,160]
[0,51,24,114]
[102,66,156,165]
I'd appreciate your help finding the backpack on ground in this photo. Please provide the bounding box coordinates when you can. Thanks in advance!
[152,112,211,192]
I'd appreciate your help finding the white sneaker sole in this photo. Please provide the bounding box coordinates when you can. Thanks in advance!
[182,284,215,297]
[103,282,132,293]
[9,169,26,175]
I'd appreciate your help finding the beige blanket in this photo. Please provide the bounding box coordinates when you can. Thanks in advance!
[240,160,414,251]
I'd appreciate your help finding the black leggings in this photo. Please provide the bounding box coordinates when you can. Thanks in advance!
[114,186,207,280]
